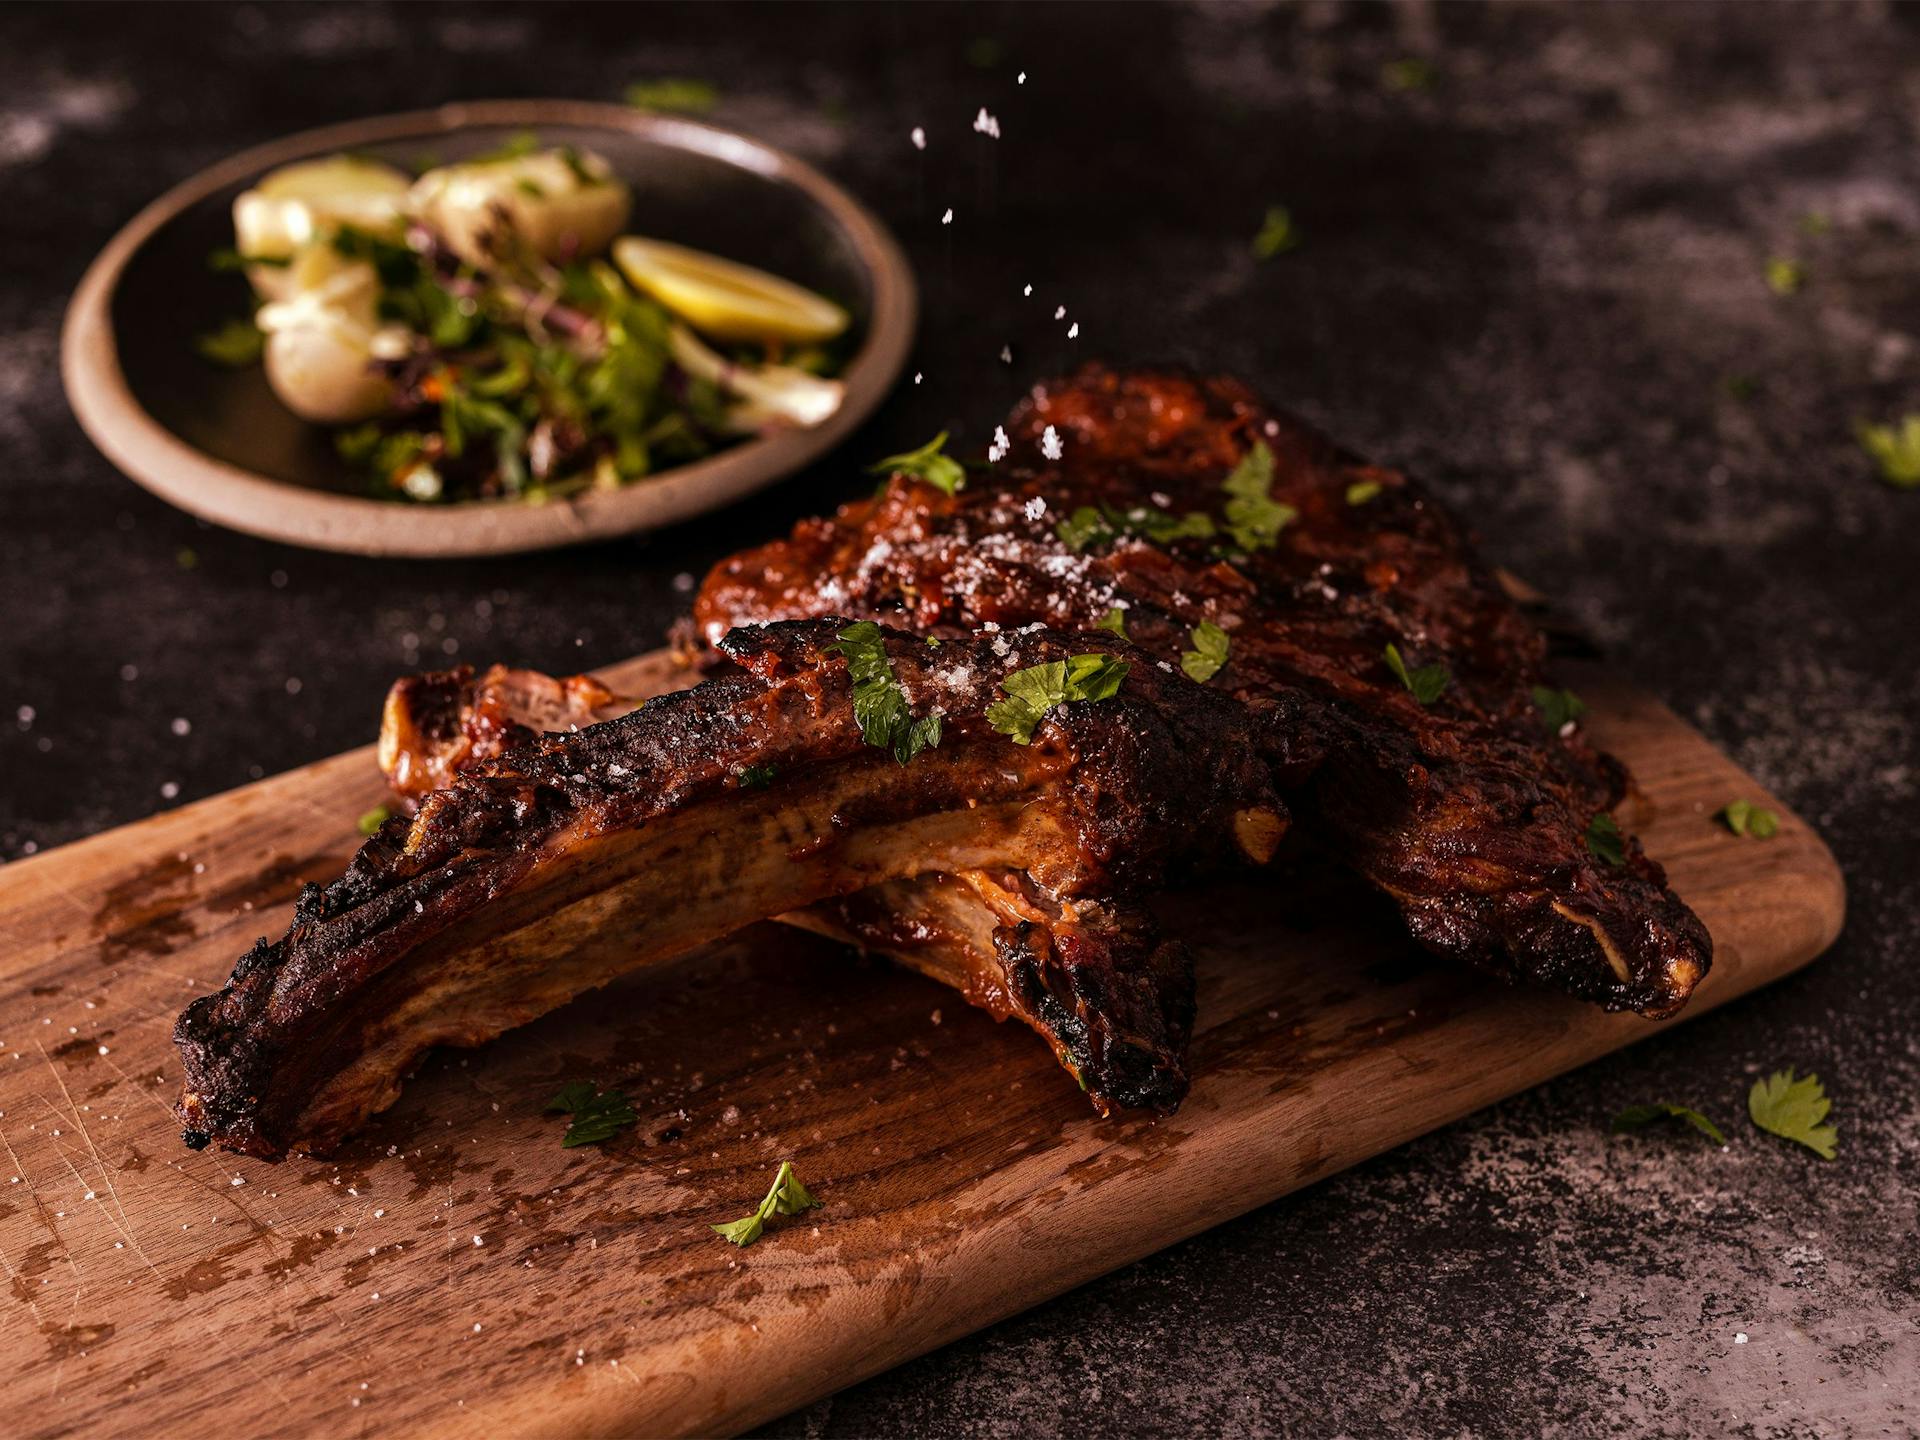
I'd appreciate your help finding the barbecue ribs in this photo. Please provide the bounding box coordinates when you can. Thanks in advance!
[175,367,1710,1157]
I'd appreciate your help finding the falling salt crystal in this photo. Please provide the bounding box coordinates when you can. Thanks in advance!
[972,107,1001,139]
[1068,323,1079,339]
[910,126,926,150]
[999,345,1012,364]
[170,717,191,736]
[913,372,923,384]
[1040,426,1064,461]
[1054,306,1066,320]
[473,1323,483,1333]
[672,571,695,593]
[941,208,953,225]
[97,1045,109,1055]
[160,781,180,800]
[988,426,1011,463]
[930,1009,942,1025]
[1018,71,1027,84]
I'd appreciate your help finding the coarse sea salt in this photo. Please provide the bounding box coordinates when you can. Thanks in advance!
[910,126,926,150]
[1040,426,1064,461]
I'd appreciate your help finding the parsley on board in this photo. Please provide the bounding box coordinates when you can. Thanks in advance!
[623,78,719,113]
[356,806,391,837]
[1383,643,1448,704]
[1748,1069,1838,1159]
[1093,607,1130,639]
[545,1082,638,1148]
[1765,257,1805,296]
[1252,205,1300,260]
[1717,799,1780,839]
[1584,812,1626,867]
[986,654,1131,745]
[1345,479,1384,506]
[1856,416,1920,489]
[1182,621,1231,684]
[1611,1102,1728,1147]
[736,764,778,791]
[1531,685,1588,734]
[1220,442,1297,552]
[834,621,943,764]
[711,1160,824,1247]
[194,318,263,368]
[870,431,966,496]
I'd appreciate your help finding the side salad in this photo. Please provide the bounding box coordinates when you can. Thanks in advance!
[199,136,851,504]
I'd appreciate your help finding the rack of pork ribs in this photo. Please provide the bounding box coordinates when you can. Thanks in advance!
[174,367,1710,1158]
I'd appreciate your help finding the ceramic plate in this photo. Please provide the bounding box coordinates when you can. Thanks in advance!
[60,99,915,557]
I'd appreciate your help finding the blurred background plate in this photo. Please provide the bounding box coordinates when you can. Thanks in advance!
[60,98,916,558]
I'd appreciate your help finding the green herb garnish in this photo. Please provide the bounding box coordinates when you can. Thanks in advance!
[1181,621,1231,684]
[1055,506,1112,553]
[1252,205,1300,260]
[737,764,778,790]
[1093,607,1129,639]
[711,1160,823,1247]
[1748,1069,1837,1159]
[1056,503,1213,553]
[1345,479,1383,506]
[834,621,942,764]
[356,805,391,836]
[207,247,291,273]
[1383,643,1448,704]
[1765,257,1805,296]
[1220,442,1297,552]
[985,654,1131,745]
[1856,416,1920,489]
[1611,1102,1728,1147]
[1717,799,1780,839]
[624,78,720,113]
[193,318,263,367]
[870,431,966,496]
[1531,685,1588,733]
[473,129,542,164]
[545,1082,638,1148]
[1584,812,1625,867]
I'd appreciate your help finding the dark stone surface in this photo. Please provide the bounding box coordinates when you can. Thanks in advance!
[3,3,1915,1434]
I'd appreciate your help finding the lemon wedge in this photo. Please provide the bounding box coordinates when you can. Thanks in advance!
[613,237,848,345]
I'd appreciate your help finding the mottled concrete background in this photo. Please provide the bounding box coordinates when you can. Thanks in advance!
[3,3,1915,1435]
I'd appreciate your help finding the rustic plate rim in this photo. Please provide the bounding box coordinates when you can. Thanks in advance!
[59,98,917,559]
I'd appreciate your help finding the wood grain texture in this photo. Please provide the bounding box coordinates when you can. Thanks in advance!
[0,652,1843,1439]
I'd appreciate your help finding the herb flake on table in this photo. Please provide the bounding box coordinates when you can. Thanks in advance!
[546,1082,638,1148]
[1717,799,1780,839]
[1856,416,1920,489]
[623,78,720,114]
[1532,685,1588,734]
[1384,643,1448,704]
[1748,1068,1838,1159]
[1584,812,1626,867]
[870,431,966,496]
[1611,1101,1728,1147]
[1345,479,1383,506]
[1182,622,1231,684]
[987,654,1130,744]
[1765,257,1805,296]
[712,1160,824,1247]
[1252,205,1300,260]
[836,621,942,764]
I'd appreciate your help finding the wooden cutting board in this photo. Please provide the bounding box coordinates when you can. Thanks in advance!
[0,651,1843,1439]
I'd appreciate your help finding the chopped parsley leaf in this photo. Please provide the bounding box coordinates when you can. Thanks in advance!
[1056,506,1112,553]
[1611,1102,1728,1147]
[193,318,263,368]
[356,805,392,836]
[986,654,1130,745]
[1717,799,1780,839]
[1584,812,1625,867]
[207,247,291,273]
[623,77,719,113]
[473,129,542,164]
[1057,503,1212,553]
[1748,1069,1837,1159]
[870,431,966,496]
[712,1160,824,1247]
[1856,416,1920,489]
[1345,479,1383,506]
[545,1082,638,1148]
[737,764,778,791]
[1765,257,1805,296]
[1093,607,1129,639]
[1181,621,1231,684]
[1252,205,1300,260]
[1383,643,1448,704]
[834,621,942,764]
[1531,685,1588,733]
[1220,442,1297,552]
